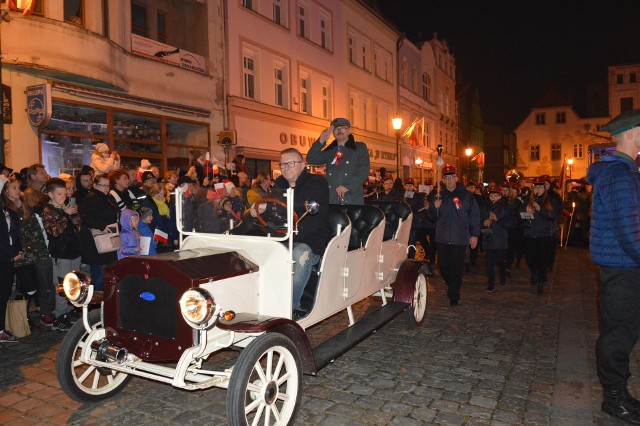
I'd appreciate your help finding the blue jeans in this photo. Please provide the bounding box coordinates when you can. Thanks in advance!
[292,243,321,309]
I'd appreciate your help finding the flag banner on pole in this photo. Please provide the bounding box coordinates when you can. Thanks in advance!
[559,156,567,200]
[402,117,424,147]
[9,0,36,15]
[471,152,485,169]
[153,229,169,243]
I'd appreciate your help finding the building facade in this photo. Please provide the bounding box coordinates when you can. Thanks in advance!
[514,90,608,181]
[1,0,224,175]
[608,63,640,118]
[225,0,401,178]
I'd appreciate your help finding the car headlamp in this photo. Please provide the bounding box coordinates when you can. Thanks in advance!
[179,288,216,327]
[62,270,91,304]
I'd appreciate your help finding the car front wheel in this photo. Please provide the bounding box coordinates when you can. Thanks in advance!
[227,333,302,425]
[405,272,427,328]
[56,309,132,402]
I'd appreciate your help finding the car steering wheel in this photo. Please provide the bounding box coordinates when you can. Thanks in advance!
[255,198,299,235]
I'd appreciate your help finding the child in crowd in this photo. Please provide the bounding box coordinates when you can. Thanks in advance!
[118,209,141,259]
[137,207,156,255]
[42,178,82,331]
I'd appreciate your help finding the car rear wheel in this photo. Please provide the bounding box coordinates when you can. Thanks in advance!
[405,272,427,328]
[227,333,302,425]
[56,309,132,402]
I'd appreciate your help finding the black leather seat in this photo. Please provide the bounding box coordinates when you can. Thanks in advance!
[331,204,385,250]
[366,201,412,241]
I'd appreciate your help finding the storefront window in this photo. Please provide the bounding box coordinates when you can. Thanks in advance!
[166,120,209,172]
[39,101,209,178]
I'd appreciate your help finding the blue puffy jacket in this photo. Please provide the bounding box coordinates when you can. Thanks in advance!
[587,153,640,268]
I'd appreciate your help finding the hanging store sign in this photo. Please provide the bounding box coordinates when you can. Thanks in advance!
[2,84,11,124]
[26,83,52,127]
[131,34,206,74]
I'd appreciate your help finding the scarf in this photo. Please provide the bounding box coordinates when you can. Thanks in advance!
[153,198,170,218]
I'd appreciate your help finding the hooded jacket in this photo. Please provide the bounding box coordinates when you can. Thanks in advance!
[307,134,370,205]
[118,208,140,260]
[587,153,640,268]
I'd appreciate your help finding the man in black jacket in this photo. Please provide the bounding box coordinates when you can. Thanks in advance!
[252,148,332,317]
[427,165,480,306]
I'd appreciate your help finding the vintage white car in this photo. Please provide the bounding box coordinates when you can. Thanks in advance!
[56,187,429,425]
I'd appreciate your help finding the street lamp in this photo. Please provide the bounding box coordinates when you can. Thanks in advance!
[465,148,473,183]
[567,158,574,180]
[392,117,403,177]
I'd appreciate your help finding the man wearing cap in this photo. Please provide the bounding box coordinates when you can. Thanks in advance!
[405,177,429,259]
[377,175,403,201]
[588,108,640,423]
[426,164,480,306]
[307,118,370,205]
[90,143,120,175]
[481,185,511,292]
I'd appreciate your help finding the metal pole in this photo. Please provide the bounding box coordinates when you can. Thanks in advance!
[0,10,6,164]
[395,131,400,178]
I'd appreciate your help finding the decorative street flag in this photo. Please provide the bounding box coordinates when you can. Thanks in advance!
[403,117,425,147]
[8,0,37,15]
[471,152,485,169]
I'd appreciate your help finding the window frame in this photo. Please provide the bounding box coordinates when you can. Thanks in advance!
[551,143,561,161]
[530,145,540,161]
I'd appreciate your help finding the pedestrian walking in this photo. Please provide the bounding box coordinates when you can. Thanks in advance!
[588,108,640,424]
[426,164,480,306]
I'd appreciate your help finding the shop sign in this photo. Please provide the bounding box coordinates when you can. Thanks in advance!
[368,148,397,162]
[1,84,11,124]
[131,34,205,74]
[279,132,317,148]
[26,83,52,127]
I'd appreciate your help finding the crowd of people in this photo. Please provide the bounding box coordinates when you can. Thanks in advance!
[0,145,273,342]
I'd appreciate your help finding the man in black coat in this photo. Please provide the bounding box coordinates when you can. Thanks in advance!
[427,165,480,306]
[252,148,332,316]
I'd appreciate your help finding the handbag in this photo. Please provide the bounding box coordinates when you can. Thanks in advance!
[91,223,121,254]
[5,298,30,338]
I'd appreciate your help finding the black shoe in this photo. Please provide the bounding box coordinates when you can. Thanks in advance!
[485,287,494,293]
[500,279,507,287]
[292,308,307,321]
[602,386,640,424]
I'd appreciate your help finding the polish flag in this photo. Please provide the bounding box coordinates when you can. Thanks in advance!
[8,0,37,16]
[153,229,169,243]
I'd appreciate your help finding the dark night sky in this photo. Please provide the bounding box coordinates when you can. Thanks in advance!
[375,0,640,129]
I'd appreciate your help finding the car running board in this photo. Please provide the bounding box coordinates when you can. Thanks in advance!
[312,301,409,370]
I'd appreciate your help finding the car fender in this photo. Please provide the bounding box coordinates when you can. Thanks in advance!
[392,259,427,304]
[217,313,316,375]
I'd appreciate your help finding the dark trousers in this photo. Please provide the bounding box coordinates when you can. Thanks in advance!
[0,261,14,330]
[437,243,466,303]
[425,228,437,262]
[525,236,553,284]
[485,249,506,288]
[17,259,55,317]
[506,228,524,269]
[597,267,640,388]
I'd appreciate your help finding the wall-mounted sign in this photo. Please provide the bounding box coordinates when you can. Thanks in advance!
[26,83,52,127]
[131,34,205,74]
[1,84,11,124]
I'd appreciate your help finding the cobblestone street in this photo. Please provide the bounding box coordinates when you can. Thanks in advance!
[0,246,636,425]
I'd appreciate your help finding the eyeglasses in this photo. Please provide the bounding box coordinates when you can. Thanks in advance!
[280,160,303,169]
